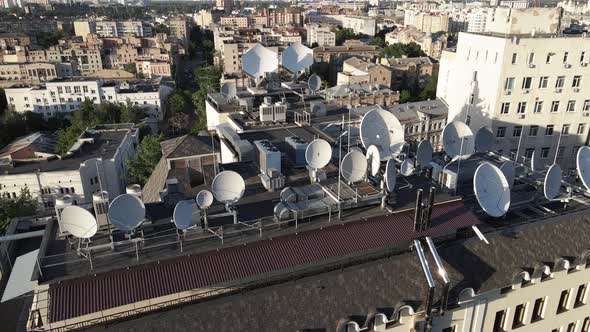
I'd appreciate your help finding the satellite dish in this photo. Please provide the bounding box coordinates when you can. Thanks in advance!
[196,190,214,209]
[577,146,590,191]
[108,194,145,232]
[544,164,562,200]
[442,121,475,160]
[530,150,537,172]
[475,127,494,153]
[212,171,245,204]
[308,74,322,92]
[400,159,415,176]
[60,206,98,239]
[473,162,510,217]
[305,139,332,169]
[341,150,367,183]
[385,159,397,192]
[220,83,237,98]
[360,109,405,160]
[173,200,195,231]
[310,101,327,115]
[416,140,433,167]
[500,162,516,189]
[242,43,278,80]
[366,145,381,176]
[281,42,313,74]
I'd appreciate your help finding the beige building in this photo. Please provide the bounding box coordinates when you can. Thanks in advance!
[381,56,438,90]
[219,16,249,28]
[414,13,449,33]
[388,27,448,59]
[337,57,392,87]
[0,62,58,82]
[437,8,588,171]
[136,61,172,78]
[306,24,336,47]
[168,17,190,45]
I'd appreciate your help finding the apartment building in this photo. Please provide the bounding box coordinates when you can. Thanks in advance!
[0,63,58,82]
[168,17,190,46]
[338,16,376,37]
[0,124,139,208]
[437,8,586,171]
[220,16,249,28]
[74,20,152,39]
[135,61,172,78]
[336,57,392,87]
[381,56,438,90]
[413,12,450,33]
[306,24,336,47]
[4,78,172,120]
[388,27,448,59]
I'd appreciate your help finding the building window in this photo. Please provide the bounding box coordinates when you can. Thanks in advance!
[501,102,510,114]
[512,303,526,328]
[541,147,550,159]
[575,283,588,307]
[564,51,569,63]
[539,76,549,88]
[529,125,539,136]
[578,124,586,135]
[511,53,518,64]
[584,100,590,112]
[582,317,590,332]
[573,75,582,88]
[546,125,554,135]
[505,77,515,91]
[493,310,507,332]
[497,127,506,138]
[558,289,571,313]
[528,52,535,64]
[517,102,527,114]
[557,147,565,159]
[442,327,456,332]
[525,148,535,158]
[568,322,577,332]
[556,76,565,88]
[551,101,560,113]
[522,77,533,90]
[546,53,553,63]
[534,101,543,113]
[567,100,576,112]
[562,124,570,135]
[513,126,522,137]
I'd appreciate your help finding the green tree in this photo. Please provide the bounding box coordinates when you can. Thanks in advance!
[370,36,385,47]
[419,74,438,101]
[0,188,37,234]
[399,89,412,103]
[166,92,187,116]
[120,100,145,123]
[123,63,137,74]
[97,102,121,124]
[379,42,427,58]
[128,134,163,185]
[0,88,7,116]
[333,28,364,46]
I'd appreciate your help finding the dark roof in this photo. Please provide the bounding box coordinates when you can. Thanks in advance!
[163,135,215,158]
[90,209,590,332]
[0,130,128,175]
[47,200,479,323]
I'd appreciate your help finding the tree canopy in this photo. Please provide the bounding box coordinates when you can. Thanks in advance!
[0,188,37,234]
[379,42,427,58]
[333,28,366,46]
[127,134,163,185]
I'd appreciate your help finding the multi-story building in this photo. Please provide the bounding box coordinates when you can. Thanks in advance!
[4,78,172,120]
[168,17,190,46]
[337,16,376,36]
[381,56,438,90]
[437,8,587,170]
[336,57,392,87]
[216,0,233,13]
[0,63,58,82]
[388,27,448,59]
[74,20,152,39]
[467,9,489,33]
[306,24,336,47]
[0,124,139,208]
[413,12,450,33]
[219,16,249,28]
[135,61,172,78]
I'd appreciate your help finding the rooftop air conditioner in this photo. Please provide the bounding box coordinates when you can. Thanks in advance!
[583,112,590,117]
[564,63,572,68]
[555,88,562,93]
[505,90,512,95]
[528,63,535,68]
[574,88,580,93]
[582,62,588,67]
[523,89,530,94]
[518,113,525,119]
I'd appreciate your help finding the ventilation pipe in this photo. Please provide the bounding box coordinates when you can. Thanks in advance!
[414,239,435,332]
[413,189,423,233]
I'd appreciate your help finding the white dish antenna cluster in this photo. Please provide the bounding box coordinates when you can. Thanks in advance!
[305,139,332,169]
[281,42,313,74]
[108,194,146,233]
[544,164,562,200]
[500,162,516,189]
[474,127,494,153]
[60,206,98,239]
[385,159,397,192]
[400,159,415,176]
[366,145,381,176]
[416,140,433,167]
[212,171,246,205]
[442,121,475,160]
[220,83,237,98]
[474,162,510,217]
[360,109,405,160]
[308,74,322,92]
[242,43,278,81]
[196,190,214,210]
[173,200,196,231]
[341,150,367,183]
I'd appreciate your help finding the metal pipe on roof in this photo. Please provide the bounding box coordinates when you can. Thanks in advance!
[413,189,423,233]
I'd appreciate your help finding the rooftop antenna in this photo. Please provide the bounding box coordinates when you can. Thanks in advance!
[500,162,516,189]
[473,162,511,217]
[196,189,214,228]
[281,42,313,81]
[442,121,475,193]
[341,150,367,184]
[360,108,405,160]
[416,140,433,168]
[60,206,98,263]
[400,159,415,176]
[305,138,332,183]
[576,146,590,192]
[366,145,381,177]
[307,74,322,93]
[172,200,199,252]
[242,43,278,86]
[107,194,146,237]
[211,170,245,224]
[474,126,494,153]
[544,163,563,200]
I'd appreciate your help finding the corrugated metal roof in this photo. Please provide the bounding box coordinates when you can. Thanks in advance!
[48,200,478,322]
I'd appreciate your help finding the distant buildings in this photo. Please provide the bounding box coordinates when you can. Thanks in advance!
[73,20,152,40]
[336,57,392,88]
[167,17,190,46]
[380,56,438,90]
[306,24,336,47]
[386,27,448,59]
[405,11,450,33]
[0,124,139,208]
[4,78,172,120]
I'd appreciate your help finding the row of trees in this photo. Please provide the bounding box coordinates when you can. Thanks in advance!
[0,188,37,234]
[127,134,163,186]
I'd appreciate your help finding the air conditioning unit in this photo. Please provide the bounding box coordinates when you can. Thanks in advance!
[528,63,535,68]
[582,62,588,67]
[505,90,512,95]
[555,88,562,93]
[523,89,530,94]
[518,113,525,119]
[574,88,580,93]
[564,63,572,68]
[583,112,590,117]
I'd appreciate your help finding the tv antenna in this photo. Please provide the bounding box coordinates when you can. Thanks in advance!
[473,162,511,217]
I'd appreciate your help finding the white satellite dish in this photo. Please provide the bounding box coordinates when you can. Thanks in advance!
[196,190,214,209]
[475,127,494,153]
[305,139,332,169]
[212,171,246,204]
[360,109,405,160]
[308,74,322,92]
[366,145,381,176]
[474,162,510,217]
[442,121,475,160]
[108,194,145,232]
[173,200,195,231]
[400,159,415,176]
[544,164,562,200]
[530,150,537,172]
[242,43,278,80]
[220,83,237,98]
[310,101,327,115]
[385,159,397,192]
[500,162,516,189]
[60,206,98,239]
[416,140,433,167]
[341,150,367,183]
[281,42,313,74]
[577,146,590,191]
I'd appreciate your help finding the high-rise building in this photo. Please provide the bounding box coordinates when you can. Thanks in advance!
[216,0,233,14]
[167,17,190,46]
